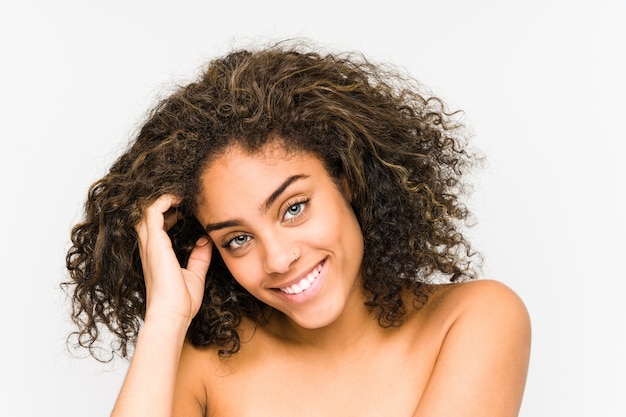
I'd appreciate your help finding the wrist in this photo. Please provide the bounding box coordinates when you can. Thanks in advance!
[142,311,191,338]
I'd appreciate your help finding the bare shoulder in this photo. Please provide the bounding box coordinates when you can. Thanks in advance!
[422,279,530,325]
[413,279,532,363]
[173,319,259,416]
[420,279,531,357]
[411,279,531,417]
[172,341,222,416]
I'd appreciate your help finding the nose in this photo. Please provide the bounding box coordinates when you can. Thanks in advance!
[262,232,300,274]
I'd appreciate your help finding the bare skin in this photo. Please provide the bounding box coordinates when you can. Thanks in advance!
[173,280,530,417]
[112,143,531,417]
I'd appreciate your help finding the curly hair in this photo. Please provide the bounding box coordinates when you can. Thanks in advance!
[65,41,480,361]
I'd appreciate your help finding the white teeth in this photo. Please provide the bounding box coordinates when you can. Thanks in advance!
[299,278,311,290]
[279,263,322,295]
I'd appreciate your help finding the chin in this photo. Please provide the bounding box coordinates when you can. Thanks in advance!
[284,302,344,330]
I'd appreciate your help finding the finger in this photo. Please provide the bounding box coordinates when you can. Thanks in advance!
[141,194,181,235]
[186,236,212,279]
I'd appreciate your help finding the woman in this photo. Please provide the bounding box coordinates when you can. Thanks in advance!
[66,42,531,416]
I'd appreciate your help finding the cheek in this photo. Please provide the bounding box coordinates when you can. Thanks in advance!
[338,205,365,258]
[310,203,363,250]
[219,252,260,290]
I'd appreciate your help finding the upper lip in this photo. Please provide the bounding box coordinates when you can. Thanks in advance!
[271,258,326,290]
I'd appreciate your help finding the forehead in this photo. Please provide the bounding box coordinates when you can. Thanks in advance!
[196,143,329,214]
[203,142,317,179]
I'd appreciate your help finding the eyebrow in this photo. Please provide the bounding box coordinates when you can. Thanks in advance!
[262,174,309,212]
[204,219,244,234]
[204,174,309,234]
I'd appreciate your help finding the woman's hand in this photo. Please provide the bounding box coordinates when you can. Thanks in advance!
[135,194,212,325]
[112,195,211,417]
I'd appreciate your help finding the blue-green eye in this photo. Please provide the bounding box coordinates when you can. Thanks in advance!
[226,234,251,249]
[283,201,307,221]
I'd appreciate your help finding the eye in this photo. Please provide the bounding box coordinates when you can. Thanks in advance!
[282,200,308,222]
[224,234,251,250]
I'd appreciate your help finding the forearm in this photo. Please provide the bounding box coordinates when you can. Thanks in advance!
[111,316,189,417]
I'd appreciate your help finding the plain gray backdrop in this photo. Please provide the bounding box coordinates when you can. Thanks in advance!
[1,0,624,415]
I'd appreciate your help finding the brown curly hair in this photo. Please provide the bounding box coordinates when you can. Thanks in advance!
[65,41,480,361]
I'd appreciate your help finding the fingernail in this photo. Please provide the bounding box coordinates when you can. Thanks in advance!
[197,236,211,247]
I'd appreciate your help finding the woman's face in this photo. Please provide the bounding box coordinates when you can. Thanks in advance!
[195,142,364,329]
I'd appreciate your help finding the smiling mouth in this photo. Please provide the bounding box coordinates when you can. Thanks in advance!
[279,261,324,295]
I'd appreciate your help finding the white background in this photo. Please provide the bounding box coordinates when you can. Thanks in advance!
[1,0,624,415]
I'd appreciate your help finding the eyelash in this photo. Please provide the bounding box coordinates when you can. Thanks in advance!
[222,234,251,250]
[221,198,310,251]
[282,198,309,222]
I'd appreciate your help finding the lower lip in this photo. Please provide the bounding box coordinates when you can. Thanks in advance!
[275,259,327,304]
